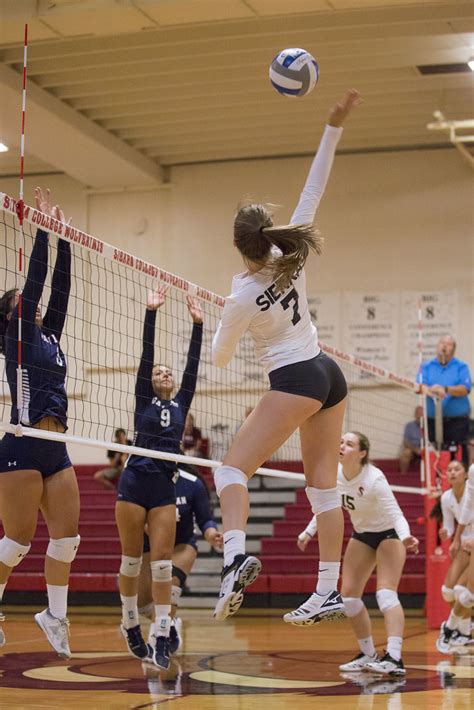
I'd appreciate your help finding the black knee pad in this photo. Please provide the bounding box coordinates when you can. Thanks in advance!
[172,565,187,588]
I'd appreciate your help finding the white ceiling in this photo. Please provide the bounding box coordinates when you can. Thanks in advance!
[0,0,473,187]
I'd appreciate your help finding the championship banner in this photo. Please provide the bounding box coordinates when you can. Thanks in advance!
[308,292,341,347]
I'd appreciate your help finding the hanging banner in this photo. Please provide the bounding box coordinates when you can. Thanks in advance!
[308,292,341,347]
[342,291,399,382]
[400,290,458,380]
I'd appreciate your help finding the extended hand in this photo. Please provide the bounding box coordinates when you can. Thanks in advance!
[187,296,203,323]
[328,89,362,128]
[403,535,419,554]
[147,284,169,310]
[34,186,65,222]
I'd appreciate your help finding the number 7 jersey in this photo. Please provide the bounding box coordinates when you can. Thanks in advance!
[211,124,343,374]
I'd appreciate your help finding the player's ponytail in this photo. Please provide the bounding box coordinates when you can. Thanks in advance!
[233,204,322,291]
[352,431,370,465]
[0,289,17,355]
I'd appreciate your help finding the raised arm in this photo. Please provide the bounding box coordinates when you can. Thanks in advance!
[291,89,361,226]
[212,295,253,368]
[135,285,168,402]
[178,296,203,411]
[43,237,71,340]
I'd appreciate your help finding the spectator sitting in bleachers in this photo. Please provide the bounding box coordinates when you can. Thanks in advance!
[93,428,130,490]
[399,406,423,474]
[182,413,207,458]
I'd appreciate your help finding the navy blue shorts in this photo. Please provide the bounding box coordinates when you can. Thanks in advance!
[269,351,347,408]
[0,433,72,479]
[352,528,399,550]
[117,466,177,511]
[143,532,197,554]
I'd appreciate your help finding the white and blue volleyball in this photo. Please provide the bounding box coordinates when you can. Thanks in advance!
[269,48,319,97]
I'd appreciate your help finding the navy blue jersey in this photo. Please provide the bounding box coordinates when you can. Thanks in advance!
[4,229,71,428]
[126,309,202,476]
[175,468,217,543]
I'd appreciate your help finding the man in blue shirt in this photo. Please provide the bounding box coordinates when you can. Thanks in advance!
[420,335,472,464]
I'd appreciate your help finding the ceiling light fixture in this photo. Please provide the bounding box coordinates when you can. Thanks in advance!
[0,142,9,153]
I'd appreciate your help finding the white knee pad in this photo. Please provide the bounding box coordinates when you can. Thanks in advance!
[151,559,172,582]
[0,536,31,568]
[171,584,182,606]
[306,486,340,516]
[46,535,80,564]
[441,585,455,603]
[342,596,365,618]
[453,584,468,601]
[458,587,474,609]
[120,555,142,577]
[214,465,248,497]
[376,588,400,612]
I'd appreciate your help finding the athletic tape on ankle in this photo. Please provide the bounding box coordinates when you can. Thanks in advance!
[46,535,80,564]
[120,555,142,577]
[213,465,248,497]
[342,597,364,618]
[151,560,172,582]
[0,536,31,567]
[441,585,455,603]
[306,486,340,515]
[376,588,400,612]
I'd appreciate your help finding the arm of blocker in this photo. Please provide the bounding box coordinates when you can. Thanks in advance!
[42,238,71,340]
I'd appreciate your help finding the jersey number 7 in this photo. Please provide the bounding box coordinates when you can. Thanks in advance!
[281,287,301,326]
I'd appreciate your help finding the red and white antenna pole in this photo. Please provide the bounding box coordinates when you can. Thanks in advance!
[15,23,28,433]
[416,298,429,488]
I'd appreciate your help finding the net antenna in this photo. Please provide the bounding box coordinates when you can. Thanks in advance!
[14,23,28,436]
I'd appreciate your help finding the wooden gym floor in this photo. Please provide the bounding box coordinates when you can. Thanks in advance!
[0,607,472,709]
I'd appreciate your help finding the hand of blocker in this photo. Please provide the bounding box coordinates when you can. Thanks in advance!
[186,296,203,324]
[34,186,65,223]
[147,284,169,310]
[328,89,362,128]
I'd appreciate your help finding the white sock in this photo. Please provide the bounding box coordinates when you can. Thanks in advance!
[223,529,246,567]
[154,604,171,637]
[316,561,340,596]
[458,616,471,636]
[120,594,139,629]
[447,610,462,631]
[358,635,376,658]
[47,584,68,619]
[0,583,6,603]
[387,635,403,662]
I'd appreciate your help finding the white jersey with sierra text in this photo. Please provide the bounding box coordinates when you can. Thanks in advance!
[441,487,474,542]
[302,463,410,540]
[212,125,343,375]
[458,464,474,527]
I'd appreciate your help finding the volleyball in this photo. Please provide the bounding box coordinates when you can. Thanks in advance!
[269,48,319,97]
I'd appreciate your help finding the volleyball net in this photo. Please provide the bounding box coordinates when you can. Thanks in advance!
[0,192,427,484]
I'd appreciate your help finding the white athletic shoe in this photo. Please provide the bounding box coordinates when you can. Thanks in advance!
[0,610,5,647]
[339,652,379,672]
[214,554,262,621]
[436,621,455,655]
[449,630,472,654]
[365,652,406,676]
[34,608,71,659]
[283,590,346,626]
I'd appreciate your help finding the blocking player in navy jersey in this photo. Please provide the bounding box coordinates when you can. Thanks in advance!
[138,464,223,654]
[0,187,80,657]
[294,432,419,676]
[115,284,203,670]
[210,90,361,623]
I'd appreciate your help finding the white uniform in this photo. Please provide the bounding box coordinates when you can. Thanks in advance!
[302,463,411,541]
[458,463,474,527]
[441,485,474,542]
[212,125,343,374]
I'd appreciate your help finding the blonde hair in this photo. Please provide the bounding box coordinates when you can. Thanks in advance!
[233,204,322,291]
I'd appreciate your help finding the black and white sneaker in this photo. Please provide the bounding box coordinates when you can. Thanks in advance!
[365,652,406,676]
[283,590,346,626]
[214,554,262,621]
[153,634,171,670]
[121,624,151,660]
[339,652,379,672]
[436,621,455,655]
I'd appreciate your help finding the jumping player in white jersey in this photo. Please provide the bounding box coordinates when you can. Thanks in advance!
[211,89,361,623]
[437,461,474,652]
[293,432,419,676]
